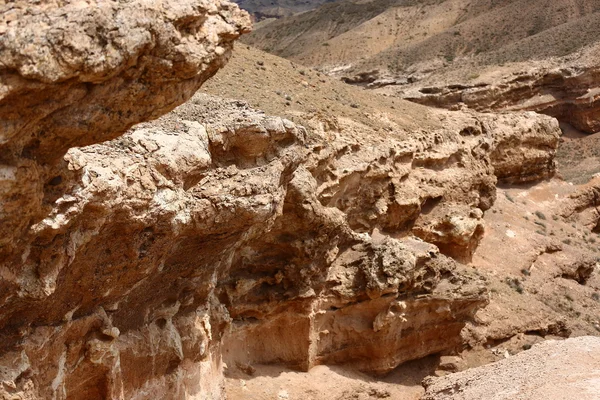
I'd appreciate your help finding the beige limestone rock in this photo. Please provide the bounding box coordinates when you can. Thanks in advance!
[0,0,251,398]
[0,84,562,398]
[0,0,251,264]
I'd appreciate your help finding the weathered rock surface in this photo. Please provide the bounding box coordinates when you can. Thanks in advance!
[0,0,251,398]
[560,177,600,231]
[0,0,251,267]
[0,81,563,398]
[404,65,600,134]
[423,336,600,400]
[0,4,568,399]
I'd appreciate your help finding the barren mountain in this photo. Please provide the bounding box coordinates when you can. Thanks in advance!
[245,0,600,76]
[245,0,600,137]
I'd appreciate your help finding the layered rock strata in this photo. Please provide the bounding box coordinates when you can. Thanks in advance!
[0,77,563,398]
[403,65,600,134]
[0,0,251,398]
[0,0,251,267]
[218,106,560,375]
[560,178,600,231]
[0,2,566,399]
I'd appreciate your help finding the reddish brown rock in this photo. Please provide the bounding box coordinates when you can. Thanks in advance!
[0,6,567,398]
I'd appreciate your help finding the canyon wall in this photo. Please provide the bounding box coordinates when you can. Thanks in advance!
[0,2,565,399]
[404,65,600,134]
[0,1,251,398]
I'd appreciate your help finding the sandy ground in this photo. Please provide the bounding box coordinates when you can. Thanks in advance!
[225,356,439,400]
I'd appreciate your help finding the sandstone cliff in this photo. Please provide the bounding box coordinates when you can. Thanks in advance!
[0,2,579,400]
[0,85,562,398]
[403,62,600,134]
[0,1,251,398]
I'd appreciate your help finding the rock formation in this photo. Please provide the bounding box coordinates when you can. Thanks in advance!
[423,336,600,400]
[0,85,562,398]
[404,65,600,134]
[0,0,251,398]
[560,178,600,231]
[0,1,571,399]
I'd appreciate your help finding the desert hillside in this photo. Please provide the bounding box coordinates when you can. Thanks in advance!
[245,0,600,144]
[245,0,600,76]
[234,0,334,19]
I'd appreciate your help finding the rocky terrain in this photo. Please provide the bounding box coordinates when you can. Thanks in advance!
[203,45,600,399]
[0,0,251,398]
[245,0,600,76]
[377,41,600,142]
[423,336,600,400]
[1,0,600,399]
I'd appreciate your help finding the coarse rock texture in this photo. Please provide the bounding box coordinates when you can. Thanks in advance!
[0,32,566,400]
[202,47,600,399]
[0,0,251,266]
[0,8,580,396]
[560,178,600,232]
[375,42,600,136]
[0,0,252,398]
[422,336,600,400]
[2,86,564,398]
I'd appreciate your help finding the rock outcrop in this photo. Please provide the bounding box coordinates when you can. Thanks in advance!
[403,65,600,134]
[0,79,562,398]
[423,336,600,400]
[0,3,567,399]
[560,177,600,231]
[0,1,251,398]
[0,0,251,266]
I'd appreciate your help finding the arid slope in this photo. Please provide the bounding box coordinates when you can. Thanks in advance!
[245,0,600,75]
[234,0,334,19]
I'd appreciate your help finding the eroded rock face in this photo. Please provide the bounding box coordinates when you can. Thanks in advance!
[404,66,600,134]
[218,106,560,376]
[0,0,251,267]
[560,178,600,231]
[0,81,562,398]
[4,98,303,400]
[0,3,566,398]
[0,0,252,398]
